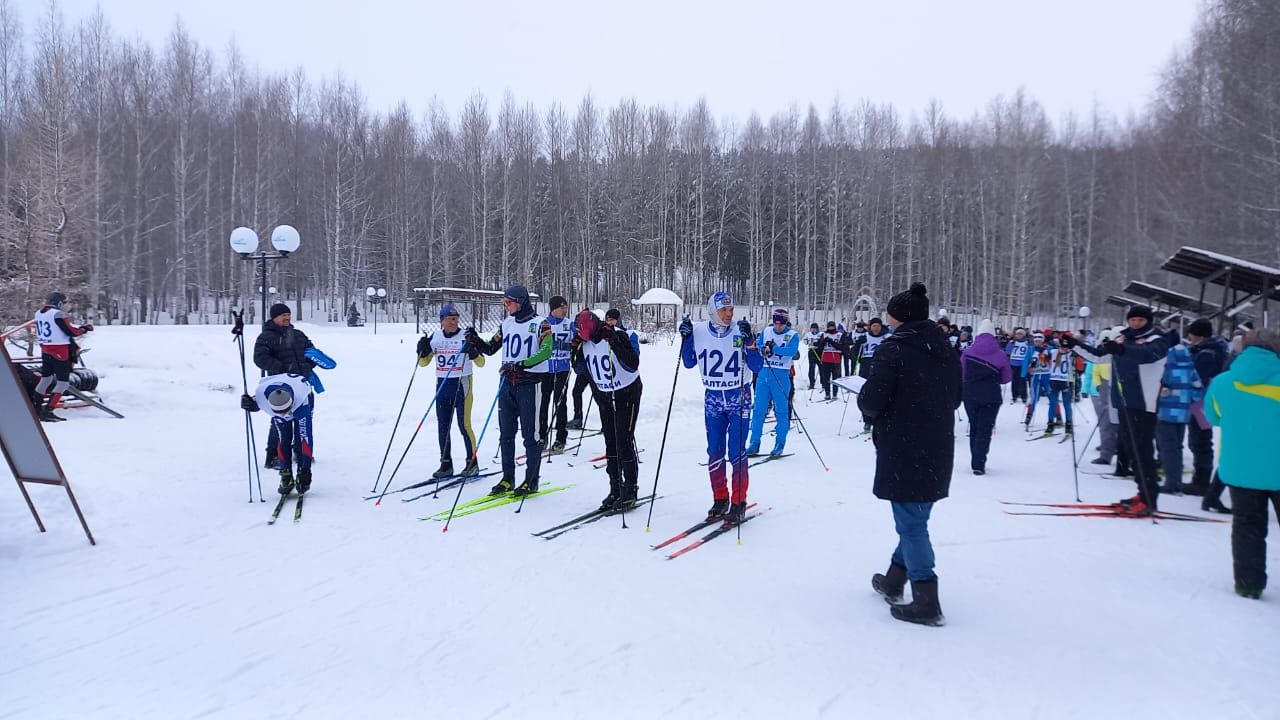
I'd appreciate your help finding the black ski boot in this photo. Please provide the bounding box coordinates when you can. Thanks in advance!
[432,460,454,479]
[706,498,730,520]
[1063,421,1073,435]
[513,477,540,496]
[871,562,908,605]
[600,474,622,510]
[890,579,945,627]
[612,480,639,512]
[277,468,295,496]
[38,406,65,422]
[566,416,583,431]
[489,477,514,496]
[1202,497,1232,514]
[550,441,567,455]
[461,458,480,476]
[296,467,312,494]
[723,501,747,525]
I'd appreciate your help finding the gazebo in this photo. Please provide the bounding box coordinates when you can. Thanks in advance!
[630,288,683,338]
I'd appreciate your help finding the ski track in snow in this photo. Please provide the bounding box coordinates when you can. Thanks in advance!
[2,323,1278,719]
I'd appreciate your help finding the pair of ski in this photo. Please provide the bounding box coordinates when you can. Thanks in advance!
[362,467,498,502]
[654,504,770,559]
[1000,501,1226,523]
[1026,431,1072,443]
[421,483,574,521]
[747,453,793,468]
[530,494,660,540]
[268,493,304,524]
[401,471,503,503]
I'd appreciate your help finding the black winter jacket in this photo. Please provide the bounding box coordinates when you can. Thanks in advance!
[253,321,315,376]
[857,320,962,503]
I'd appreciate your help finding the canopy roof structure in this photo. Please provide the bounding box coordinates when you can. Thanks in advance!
[1160,246,1279,329]
[631,288,683,306]
[1122,280,1220,316]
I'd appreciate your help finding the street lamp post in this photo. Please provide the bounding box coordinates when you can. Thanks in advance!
[229,225,301,324]
[366,286,387,334]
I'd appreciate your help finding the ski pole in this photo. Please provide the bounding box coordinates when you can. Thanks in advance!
[373,354,464,504]
[837,390,850,435]
[443,376,505,532]
[573,391,595,457]
[644,328,686,532]
[760,356,828,472]
[1069,371,1081,502]
[232,311,264,502]
[1075,417,1100,465]
[371,357,421,493]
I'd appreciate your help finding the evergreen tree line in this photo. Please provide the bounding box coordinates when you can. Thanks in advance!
[0,0,1276,327]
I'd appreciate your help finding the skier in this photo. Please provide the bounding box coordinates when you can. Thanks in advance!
[416,303,485,479]
[531,295,574,454]
[860,282,960,627]
[240,373,315,496]
[253,303,316,468]
[1154,329,1202,495]
[747,307,801,457]
[1005,328,1031,403]
[818,321,844,400]
[566,308,595,431]
[1079,306,1169,514]
[32,291,93,422]
[1021,332,1053,428]
[468,285,552,497]
[851,317,890,432]
[1042,338,1076,436]
[802,322,823,391]
[678,292,764,524]
[574,309,643,510]
[839,323,855,376]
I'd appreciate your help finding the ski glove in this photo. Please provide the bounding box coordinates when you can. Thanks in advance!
[762,340,775,357]
[464,327,481,345]
[500,362,530,385]
[240,394,259,412]
[737,319,754,344]
[678,317,693,338]
[416,336,432,358]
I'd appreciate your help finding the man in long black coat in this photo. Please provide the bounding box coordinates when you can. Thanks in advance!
[857,282,961,627]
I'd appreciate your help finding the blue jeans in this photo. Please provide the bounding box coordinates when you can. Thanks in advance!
[890,501,937,582]
[1155,421,1186,491]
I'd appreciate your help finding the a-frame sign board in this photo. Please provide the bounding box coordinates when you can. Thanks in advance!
[1,350,95,545]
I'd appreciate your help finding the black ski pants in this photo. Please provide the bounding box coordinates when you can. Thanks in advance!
[537,370,570,445]
[964,400,1000,472]
[1118,408,1159,507]
[594,380,642,491]
[1229,486,1280,592]
[1011,374,1028,403]
[1187,423,1216,487]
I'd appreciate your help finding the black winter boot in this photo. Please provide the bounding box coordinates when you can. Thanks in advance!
[1202,497,1232,514]
[890,579,945,627]
[706,498,730,520]
[432,460,454,479]
[871,563,908,605]
[296,467,312,494]
[612,480,639,512]
[600,475,622,510]
[277,468,295,496]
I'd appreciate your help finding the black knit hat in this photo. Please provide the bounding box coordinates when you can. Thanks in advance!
[269,303,291,320]
[1187,319,1213,338]
[605,308,621,321]
[1126,305,1154,323]
[549,295,568,311]
[886,283,930,323]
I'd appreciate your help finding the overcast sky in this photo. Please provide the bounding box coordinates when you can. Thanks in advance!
[39,0,1204,125]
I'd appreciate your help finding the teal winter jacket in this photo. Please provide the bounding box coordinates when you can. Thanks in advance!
[1204,346,1280,491]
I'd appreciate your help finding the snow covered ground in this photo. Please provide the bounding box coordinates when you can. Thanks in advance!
[2,322,1277,719]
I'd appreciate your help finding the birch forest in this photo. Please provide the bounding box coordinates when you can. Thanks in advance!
[1,0,1277,327]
